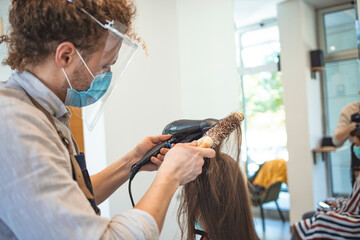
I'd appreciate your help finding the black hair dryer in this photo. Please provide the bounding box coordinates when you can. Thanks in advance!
[129,118,219,180]
[162,118,219,142]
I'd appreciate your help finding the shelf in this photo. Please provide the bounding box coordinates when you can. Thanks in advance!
[311,145,348,164]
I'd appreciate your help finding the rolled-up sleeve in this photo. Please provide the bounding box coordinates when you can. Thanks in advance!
[332,105,352,147]
[103,209,159,240]
[0,93,159,239]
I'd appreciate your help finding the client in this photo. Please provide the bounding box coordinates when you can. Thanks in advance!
[177,126,259,240]
[292,128,360,239]
[292,177,360,239]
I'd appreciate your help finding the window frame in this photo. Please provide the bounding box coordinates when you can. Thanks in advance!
[317,1,358,197]
[317,2,358,63]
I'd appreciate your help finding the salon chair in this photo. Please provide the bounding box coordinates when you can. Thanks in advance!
[248,164,286,232]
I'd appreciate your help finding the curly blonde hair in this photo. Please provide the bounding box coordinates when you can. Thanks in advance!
[1,0,136,71]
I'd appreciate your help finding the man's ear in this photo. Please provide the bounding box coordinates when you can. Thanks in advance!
[55,42,76,68]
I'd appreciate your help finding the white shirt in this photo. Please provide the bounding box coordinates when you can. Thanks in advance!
[0,70,159,240]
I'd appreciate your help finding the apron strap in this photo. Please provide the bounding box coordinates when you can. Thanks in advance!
[25,93,95,200]
[71,134,81,155]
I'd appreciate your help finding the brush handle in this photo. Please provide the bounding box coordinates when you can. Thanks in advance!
[198,136,214,148]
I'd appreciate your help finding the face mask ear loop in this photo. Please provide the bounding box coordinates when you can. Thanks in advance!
[62,67,89,123]
[75,49,95,78]
[61,68,84,120]
[62,68,73,89]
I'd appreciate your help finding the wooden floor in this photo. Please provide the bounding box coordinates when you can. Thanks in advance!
[254,217,292,240]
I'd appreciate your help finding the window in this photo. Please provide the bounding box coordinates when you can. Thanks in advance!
[236,22,288,179]
[323,9,357,54]
[236,21,289,211]
[318,2,359,196]
[240,26,281,68]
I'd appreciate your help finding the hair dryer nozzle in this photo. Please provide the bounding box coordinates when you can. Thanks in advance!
[162,118,219,136]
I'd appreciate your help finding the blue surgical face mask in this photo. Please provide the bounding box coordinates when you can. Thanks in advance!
[62,49,112,107]
[354,145,360,159]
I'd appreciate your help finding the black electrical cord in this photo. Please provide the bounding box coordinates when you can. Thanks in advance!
[128,176,135,207]
[129,164,141,207]
[128,141,172,207]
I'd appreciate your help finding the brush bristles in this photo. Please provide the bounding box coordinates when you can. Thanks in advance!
[204,112,244,147]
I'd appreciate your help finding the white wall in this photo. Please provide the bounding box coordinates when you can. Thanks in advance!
[85,0,239,238]
[177,0,239,119]
[278,0,327,224]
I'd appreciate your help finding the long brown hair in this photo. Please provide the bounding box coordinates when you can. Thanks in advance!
[178,127,258,240]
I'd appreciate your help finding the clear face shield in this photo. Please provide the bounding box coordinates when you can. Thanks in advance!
[82,22,138,131]
[67,1,139,130]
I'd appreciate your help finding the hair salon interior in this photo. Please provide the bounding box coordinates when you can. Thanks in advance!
[0,0,358,239]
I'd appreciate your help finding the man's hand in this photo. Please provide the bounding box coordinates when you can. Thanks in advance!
[131,135,172,171]
[157,142,216,185]
[134,141,215,232]
[348,122,358,133]
[334,122,359,146]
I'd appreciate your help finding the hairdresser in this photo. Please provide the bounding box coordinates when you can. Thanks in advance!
[332,99,360,185]
[0,0,215,239]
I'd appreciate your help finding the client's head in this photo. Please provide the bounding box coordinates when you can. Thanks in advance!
[177,134,258,240]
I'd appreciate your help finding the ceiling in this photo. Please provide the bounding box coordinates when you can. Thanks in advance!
[303,0,349,8]
[233,0,352,28]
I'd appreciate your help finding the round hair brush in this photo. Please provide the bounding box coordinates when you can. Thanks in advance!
[198,112,244,148]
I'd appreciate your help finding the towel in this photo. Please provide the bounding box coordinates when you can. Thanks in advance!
[253,159,287,189]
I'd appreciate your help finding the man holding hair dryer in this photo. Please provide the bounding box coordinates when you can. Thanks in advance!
[0,0,215,239]
[333,100,360,185]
